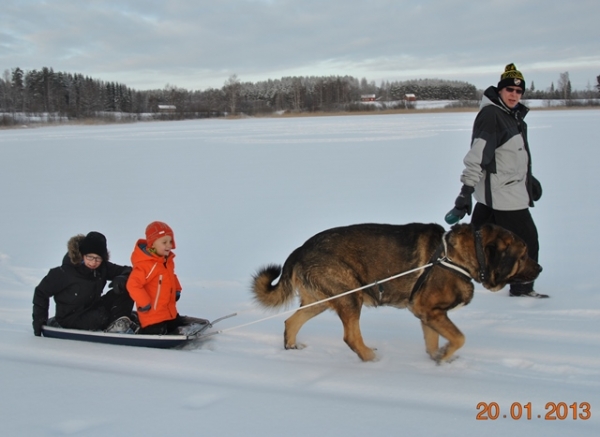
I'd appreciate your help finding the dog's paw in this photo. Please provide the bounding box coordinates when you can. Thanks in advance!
[431,345,454,364]
[432,348,460,365]
[285,343,306,350]
[358,348,377,362]
[434,354,460,365]
[445,355,459,363]
[370,352,381,362]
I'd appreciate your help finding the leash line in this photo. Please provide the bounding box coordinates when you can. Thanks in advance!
[207,262,434,337]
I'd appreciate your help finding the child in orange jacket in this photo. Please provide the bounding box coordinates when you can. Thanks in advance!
[126,221,186,335]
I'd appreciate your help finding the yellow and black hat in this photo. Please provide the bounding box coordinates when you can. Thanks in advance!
[497,63,525,92]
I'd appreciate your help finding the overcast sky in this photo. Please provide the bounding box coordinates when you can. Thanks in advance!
[2,0,599,92]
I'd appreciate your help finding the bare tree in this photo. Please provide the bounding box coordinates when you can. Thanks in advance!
[224,74,241,115]
[1,69,11,112]
[557,72,572,101]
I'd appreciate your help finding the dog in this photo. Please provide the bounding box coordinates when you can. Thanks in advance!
[252,223,542,363]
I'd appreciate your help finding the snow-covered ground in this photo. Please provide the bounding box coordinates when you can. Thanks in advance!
[1,110,599,436]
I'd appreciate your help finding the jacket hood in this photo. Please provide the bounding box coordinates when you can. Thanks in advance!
[131,239,175,266]
[481,86,529,118]
[66,234,110,265]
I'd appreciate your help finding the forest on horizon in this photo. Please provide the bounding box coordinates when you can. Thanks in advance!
[1,66,599,125]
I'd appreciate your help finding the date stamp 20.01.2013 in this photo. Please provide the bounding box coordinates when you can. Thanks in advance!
[476,402,591,421]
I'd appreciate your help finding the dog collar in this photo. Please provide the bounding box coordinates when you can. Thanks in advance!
[442,229,488,283]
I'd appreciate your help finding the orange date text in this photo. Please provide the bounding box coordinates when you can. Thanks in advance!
[476,402,591,420]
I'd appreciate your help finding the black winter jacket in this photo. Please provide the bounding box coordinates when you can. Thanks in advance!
[460,86,539,210]
[32,234,131,330]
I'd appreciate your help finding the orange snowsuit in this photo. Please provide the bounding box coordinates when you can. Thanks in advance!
[126,239,182,328]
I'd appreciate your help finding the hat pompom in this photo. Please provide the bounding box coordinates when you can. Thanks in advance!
[498,63,526,91]
[503,63,519,76]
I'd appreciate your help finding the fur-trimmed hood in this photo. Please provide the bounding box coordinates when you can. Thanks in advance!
[66,234,110,265]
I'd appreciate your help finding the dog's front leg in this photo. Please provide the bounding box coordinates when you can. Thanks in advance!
[434,317,465,364]
[423,313,465,363]
[420,321,440,360]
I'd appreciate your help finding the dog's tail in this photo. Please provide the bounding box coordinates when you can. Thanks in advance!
[252,263,296,308]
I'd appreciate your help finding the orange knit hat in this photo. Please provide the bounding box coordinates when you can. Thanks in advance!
[145,221,176,249]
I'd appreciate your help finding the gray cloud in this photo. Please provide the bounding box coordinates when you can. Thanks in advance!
[2,0,599,91]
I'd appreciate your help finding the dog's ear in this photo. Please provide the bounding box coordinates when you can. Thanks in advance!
[484,241,499,267]
[485,241,515,288]
[483,226,528,288]
[484,237,506,264]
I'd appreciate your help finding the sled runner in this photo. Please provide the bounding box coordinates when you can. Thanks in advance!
[41,313,236,349]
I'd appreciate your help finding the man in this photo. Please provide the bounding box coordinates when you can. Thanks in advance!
[446,63,547,298]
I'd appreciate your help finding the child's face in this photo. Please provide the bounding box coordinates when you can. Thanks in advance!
[152,235,174,257]
[83,254,103,270]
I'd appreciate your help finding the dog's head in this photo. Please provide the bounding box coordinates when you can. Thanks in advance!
[477,223,542,291]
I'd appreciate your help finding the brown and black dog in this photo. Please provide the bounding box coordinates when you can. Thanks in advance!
[252,223,541,363]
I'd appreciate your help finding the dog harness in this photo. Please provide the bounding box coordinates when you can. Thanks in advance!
[408,229,488,302]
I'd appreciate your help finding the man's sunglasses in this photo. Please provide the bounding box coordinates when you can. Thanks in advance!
[505,87,524,95]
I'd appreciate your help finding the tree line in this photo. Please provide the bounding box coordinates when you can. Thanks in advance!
[1,67,599,125]
[527,72,600,102]
[0,67,478,119]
